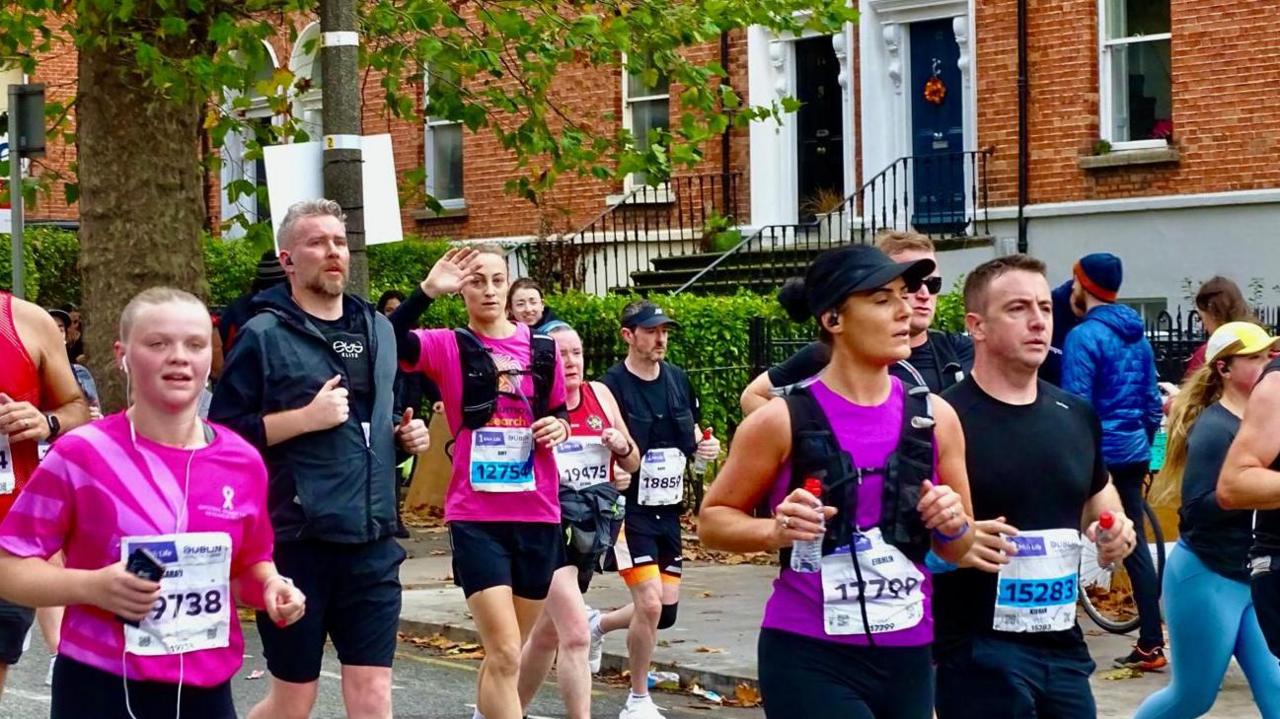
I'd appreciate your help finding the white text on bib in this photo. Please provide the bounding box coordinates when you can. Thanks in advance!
[993,528,1081,633]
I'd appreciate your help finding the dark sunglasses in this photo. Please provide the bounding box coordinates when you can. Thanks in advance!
[920,276,943,295]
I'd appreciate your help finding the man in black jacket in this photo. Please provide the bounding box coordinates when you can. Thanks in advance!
[211,199,429,719]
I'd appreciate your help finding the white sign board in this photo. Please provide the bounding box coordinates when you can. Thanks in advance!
[263,133,403,249]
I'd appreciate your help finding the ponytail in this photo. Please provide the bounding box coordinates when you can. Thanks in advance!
[1150,363,1225,507]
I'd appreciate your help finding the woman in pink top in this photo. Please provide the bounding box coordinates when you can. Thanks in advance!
[0,287,305,719]
[390,245,570,719]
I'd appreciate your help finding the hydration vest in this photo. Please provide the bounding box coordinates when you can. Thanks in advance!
[781,383,936,566]
[455,327,559,430]
[607,363,698,458]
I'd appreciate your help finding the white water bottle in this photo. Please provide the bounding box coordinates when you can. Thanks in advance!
[692,428,713,475]
[790,477,825,573]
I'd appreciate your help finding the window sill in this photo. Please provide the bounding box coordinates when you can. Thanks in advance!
[605,186,675,207]
[1077,146,1180,170]
[411,203,468,221]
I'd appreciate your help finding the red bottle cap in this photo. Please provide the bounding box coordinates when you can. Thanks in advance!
[702,428,713,440]
[803,477,823,498]
[1099,511,1115,530]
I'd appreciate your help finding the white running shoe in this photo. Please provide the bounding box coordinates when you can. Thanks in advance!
[587,608,604,674]
[619,695,666,719]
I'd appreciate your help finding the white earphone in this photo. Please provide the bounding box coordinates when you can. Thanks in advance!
[122,356,130,374]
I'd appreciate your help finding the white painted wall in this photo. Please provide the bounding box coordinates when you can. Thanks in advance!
[943,198,1280,310]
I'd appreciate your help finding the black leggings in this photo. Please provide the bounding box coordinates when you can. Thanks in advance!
[757,628,934,719]
[50,655,236,719]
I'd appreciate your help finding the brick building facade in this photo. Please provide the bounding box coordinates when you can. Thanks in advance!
[7,1,1280,306]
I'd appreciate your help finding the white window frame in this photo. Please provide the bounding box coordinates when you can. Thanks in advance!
[423,69,465,209]
[620,59,672,193]
[289,22,324,142]
[221,42,282,231]
[1097,0,1172,151]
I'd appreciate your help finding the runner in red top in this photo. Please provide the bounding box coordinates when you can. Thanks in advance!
[517,324,639,719]
[0,289,89,698]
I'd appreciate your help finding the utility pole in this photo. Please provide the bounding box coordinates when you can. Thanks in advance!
[6,83,45,300]
[319,0,367,297]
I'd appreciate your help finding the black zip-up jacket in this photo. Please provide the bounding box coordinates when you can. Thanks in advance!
[210,284,399,544]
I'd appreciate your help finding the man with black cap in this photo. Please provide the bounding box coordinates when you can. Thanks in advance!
[1061,251,1166,670]
[588,300,718,719]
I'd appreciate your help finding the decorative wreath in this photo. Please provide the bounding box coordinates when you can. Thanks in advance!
[924,76,946,105]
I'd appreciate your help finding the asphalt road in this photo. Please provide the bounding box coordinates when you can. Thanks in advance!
[1,630,763,719]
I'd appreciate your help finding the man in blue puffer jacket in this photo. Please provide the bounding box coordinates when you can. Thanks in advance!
[1061,252,1167,670]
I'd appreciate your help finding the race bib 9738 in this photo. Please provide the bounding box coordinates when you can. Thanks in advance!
[123,532,233,656]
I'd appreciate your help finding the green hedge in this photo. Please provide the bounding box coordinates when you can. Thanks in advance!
[416,291,802,436]
[0,228,965,438]
[0,227,451,308]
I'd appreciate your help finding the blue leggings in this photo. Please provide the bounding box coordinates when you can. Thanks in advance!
[1135,543,1280,719]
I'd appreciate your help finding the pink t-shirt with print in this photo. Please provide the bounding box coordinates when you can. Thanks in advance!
[406,323,566,523]
[0,413,274,688]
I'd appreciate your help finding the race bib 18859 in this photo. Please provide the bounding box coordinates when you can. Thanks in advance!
[637,447,686,506]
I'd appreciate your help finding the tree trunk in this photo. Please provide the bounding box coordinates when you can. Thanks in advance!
[77,40,206,411]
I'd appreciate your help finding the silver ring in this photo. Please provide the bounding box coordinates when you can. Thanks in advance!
[949,507,957,519]
[779,515,791,529]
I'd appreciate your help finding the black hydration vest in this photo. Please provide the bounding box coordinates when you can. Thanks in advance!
[782,383,937,567]
[455,327,559,430]
[608,364,697,458]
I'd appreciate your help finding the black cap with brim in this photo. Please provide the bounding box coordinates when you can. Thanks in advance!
[622,303,681,329]
[809,248,936,317]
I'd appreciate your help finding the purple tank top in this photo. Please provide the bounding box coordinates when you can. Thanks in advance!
[760,377,937,647]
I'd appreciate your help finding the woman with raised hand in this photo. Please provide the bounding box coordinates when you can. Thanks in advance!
[390,247,571,719]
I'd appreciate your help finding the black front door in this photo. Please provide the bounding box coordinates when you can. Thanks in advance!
[795,37,844,222]
[909,20,965,234]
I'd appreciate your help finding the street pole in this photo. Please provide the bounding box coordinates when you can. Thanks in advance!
[319,0,367,297]
[7,87,23,299]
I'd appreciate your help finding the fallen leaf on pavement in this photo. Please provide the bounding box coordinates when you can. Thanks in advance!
[700,591,714,598]
[1100,667,1144,681]
[734,682,762,707]
[694,646,725,654]
[431,550,446,556]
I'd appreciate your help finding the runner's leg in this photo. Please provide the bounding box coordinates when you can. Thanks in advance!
[1112,462,1164,650]
[471,585,533,719]
[518,566,592,719]
[624,576,663,697]
[1234,602,1280,719]
[1135,546,1240,719]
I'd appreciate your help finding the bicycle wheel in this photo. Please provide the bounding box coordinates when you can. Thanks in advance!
[1078,500,1166,634]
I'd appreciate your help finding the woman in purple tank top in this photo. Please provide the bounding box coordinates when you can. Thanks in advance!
[699,244,975,719]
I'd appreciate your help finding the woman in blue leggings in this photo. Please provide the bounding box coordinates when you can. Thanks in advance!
[1137,323,1280,719]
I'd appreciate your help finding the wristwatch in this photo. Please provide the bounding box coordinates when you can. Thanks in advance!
[45,413,60,439]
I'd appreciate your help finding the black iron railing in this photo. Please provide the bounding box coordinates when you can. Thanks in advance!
[674,149,993,295]
[516,172,742,293]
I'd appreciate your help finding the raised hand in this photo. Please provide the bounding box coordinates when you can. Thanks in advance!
[422,247,487,299]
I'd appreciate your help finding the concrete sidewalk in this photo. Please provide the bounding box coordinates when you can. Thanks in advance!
[396,530,1264,717]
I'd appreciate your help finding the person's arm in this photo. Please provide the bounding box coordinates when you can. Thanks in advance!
[1143,345,1164,435]
[740,371,775,417]
[593,382,641,475]
[741,342,832,416]
[698,398,835,553]
[1219,372,1280,509]
[391,247,489,366]
[1059,328,1095,401]
[923,397,975,563]
[0,301,88,443]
